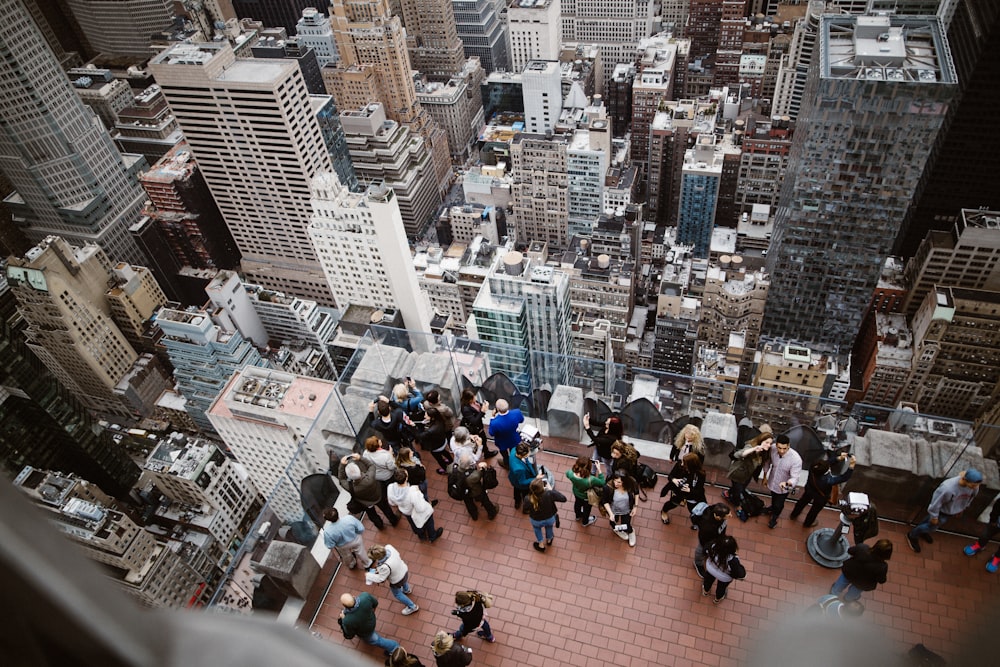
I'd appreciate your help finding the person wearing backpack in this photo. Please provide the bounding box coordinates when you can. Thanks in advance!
[701,535,746,604]
[454,454,498,521]
[450,590,496,643]
[694,503,731,579]
[566,455,605,527]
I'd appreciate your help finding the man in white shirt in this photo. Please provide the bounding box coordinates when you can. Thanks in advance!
[761,434,802,529]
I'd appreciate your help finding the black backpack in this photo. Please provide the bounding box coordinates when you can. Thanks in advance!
[638,463,658,489]
[447,464,467,500]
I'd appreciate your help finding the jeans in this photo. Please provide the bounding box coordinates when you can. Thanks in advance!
[702,573,730,601]
[406,514,438,541]
[389,572,417,610]
[530,515,556,542]
[910,513,953,538]
[830,573,862,602]
[573,496,593,523]
[361,630,399,654]
[455,618,493,640]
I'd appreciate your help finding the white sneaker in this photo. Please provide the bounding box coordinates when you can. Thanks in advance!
[628,531,636,547]
[402,605,419,616]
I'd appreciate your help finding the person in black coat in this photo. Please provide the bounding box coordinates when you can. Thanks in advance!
[450,590,495,642]
[830,539,892,602]
[659,452,707,525]
[694,503,731,579]
[790,452,856,527]
[583,413,622,470]
[370,399,410,453]
[431,631,473,667]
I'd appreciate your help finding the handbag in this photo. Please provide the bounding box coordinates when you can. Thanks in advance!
[586,486,602,507]
[481,465,499,490]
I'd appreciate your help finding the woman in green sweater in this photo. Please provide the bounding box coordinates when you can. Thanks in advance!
[565,455,605,527]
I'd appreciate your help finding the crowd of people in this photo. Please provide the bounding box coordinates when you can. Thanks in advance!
[328,385,990,664]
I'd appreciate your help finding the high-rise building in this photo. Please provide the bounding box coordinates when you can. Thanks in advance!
[630,38,678,173]
[6,237,140,418]
[0,0,148,266]
[66,67,135,132]
[0,276,141,498]
[295,7,339,67]
[339,104,442,239]
[560,0,658,71]
[309,171,434,334]
[522,60,562,134]
[206,367,339,522]
[566,117,611,239]
[106,263,169,352]
[453,0,510,73]
[149,42,336,306]
[507,0,561,74]
[733,116,793,218]
[231,0,318,36]
[510,133,570,249]
[399,0,466,81]
[686,0,723,60]
[772,1,824,121]
[415,59,486,163]
[63,0,174,58]
[113,84,184,166]
[677,135,725,258]
[763,14,957,352]
[154,305,270,433]
[701,259,769,382]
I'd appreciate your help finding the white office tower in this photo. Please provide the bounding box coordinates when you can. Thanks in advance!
[0,0,147,265]
[772,0,825,121]
[471,245,572,391]
[508,0,562,73]
[522,60,563,134]
[149,42,336,306]
[207,367,338,522]
[560,0,659,70]
[308,172,434,334]
[64,0,174,58]
[204,270,269,348]
[296,8,339,67]
[566,114,610,239]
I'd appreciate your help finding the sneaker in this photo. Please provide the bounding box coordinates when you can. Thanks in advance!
[628,531,636,547]
[583,516,597,527]
[920,533,934,544]
[702,588,711,597]
[402,605,420,616]
[694,561,705,579]
[476,630,496,643]
[721,491,735,504]
[906,533,922,553]
[713,594,727,605]
[736,509,748,523]
[987,557,1000,574]
[964,543,983,557]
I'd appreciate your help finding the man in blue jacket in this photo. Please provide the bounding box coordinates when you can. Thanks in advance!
[506,442,540,510]
[488,399,523,469]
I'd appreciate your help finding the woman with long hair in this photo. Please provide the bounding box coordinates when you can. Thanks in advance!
[583,413,622,470]
[395,446,435,504]
[460,389,498,458]
[431,631,472,667]
[525,478,567,553]
[387,647,425,667]
[566,455,605,527]
[602,470,639,547]
[672,424,706,462]
[701,535,745,604]
[417,407,454,474]
[724,429,773,514]
[659,452,706,525]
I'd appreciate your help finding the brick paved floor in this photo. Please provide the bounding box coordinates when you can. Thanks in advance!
[308,450,1000,666]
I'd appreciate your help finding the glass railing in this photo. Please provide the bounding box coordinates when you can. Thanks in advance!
[206,324,999,613]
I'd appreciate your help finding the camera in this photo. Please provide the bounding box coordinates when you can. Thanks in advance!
[451,609,460,616]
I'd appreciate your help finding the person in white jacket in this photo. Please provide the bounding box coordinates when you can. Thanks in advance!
[365,543,420,615]
[387,469,444,543]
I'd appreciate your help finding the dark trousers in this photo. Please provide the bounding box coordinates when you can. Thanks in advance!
[429,447,453,470]
[406,514,438,540]
[768,491,789,520]
[463,492,498,520]
[499,448,511,468]
[363,497,397,528]
[973,523,1000,559]
[790,486,827,525]
[573,496,593,523]
[513,485,529,507]
[702,573,731,601]
[610,513,633,535]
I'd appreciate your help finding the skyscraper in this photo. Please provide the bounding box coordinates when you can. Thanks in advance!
[0,0,148,266]
[149,42,336,306]
[763,14,957,352]
[63,0,174,58]
[453,0,510,73]
[507,0,561,73]
[560,0,658,71]
[399,0,466,81]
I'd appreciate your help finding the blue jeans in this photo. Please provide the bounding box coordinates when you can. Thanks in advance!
[361,630,399,654]
[530,515,556,542]
[389,572,416,610]
[830,573,862,602]
[910,513,952,537]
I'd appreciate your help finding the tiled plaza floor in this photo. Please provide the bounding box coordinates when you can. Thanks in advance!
[307,448,1000,666]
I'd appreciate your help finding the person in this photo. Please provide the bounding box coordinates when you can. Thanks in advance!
[907,468,983,553]
[524,477,567,552]
[364,435,398,511]
[395,446,435,504]
[507,442,541,510]
[694,503,731,579]
[566,455,605,527]
[322,507,372,570]
[963,498,1000,573]
[450,427,484,464]
[672,424,706,463]
[418,407,455,474]
[790,452,856,527]
[830,539,892,602]
[583,413,622,471]
[387,646,426,667]
[761,434,802,529]
[460,389,498,458]
[369,399,409,453]
[451,590,495,643]
[390,379,425,420]
[456,453,498,521]
[701,535,745,604]
[602,470,639,547]
[387,469,443,543]
[339,453,400,530]
[431,630,473,667]
[659,452,706,525]
[338,592,400,656]
[366,544,420,615]
[723,430,772,518]
[488,399,523,468]
[424,389,456,433]
[609,440,639,481]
